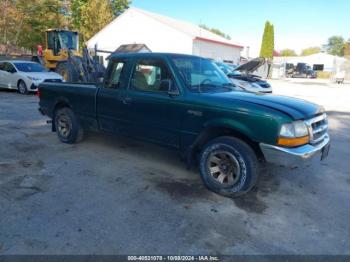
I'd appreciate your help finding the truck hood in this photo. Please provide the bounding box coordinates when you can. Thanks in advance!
[209,91,324,120]
[234,57,265,73]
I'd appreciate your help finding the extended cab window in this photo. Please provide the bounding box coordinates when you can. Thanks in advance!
[131,58,172,92]
[105,61,125,89]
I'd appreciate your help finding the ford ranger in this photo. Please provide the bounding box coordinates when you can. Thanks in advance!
[38,53,330,197]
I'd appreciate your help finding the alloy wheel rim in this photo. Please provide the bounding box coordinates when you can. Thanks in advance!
[19,83,26,93]
[57,115,71,138]
[207,150,241,186]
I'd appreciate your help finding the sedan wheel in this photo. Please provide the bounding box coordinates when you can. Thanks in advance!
[18,81,28,95]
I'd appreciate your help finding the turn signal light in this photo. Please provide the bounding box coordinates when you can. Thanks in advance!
[277,136,309,147]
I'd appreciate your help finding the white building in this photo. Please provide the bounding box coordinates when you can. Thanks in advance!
[273,52,347,78]
[87,7,243,64]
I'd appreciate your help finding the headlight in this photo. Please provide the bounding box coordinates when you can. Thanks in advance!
[278,121,309,147]
[27,76,41,81]
[280,121,308,137]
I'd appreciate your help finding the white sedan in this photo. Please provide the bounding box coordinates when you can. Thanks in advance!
[0,60,63,94]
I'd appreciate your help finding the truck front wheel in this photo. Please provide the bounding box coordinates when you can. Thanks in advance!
[199,136,258,197]
[54,108,84,144]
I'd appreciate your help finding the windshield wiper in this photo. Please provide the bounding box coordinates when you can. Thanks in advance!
[222,82,245,91]
[190,83,232,92]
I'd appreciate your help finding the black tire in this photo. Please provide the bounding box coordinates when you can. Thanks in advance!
[54,107,84,144]
[199,136,258,197]
[17,80,28,95]
[55,61,80,82]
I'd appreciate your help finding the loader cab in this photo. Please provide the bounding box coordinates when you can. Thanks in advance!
[46,29,79,56]
[42,29,80,70]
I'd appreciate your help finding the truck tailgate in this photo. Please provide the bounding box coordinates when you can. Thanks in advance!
[39,82,98,127]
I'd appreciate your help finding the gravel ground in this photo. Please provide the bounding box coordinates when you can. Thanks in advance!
[0,80,349,255]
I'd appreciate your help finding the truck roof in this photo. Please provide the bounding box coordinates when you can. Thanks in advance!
[109,52,204,60]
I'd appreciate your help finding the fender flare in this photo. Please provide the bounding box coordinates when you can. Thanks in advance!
[203,118,256,140]
[185,118,257,168]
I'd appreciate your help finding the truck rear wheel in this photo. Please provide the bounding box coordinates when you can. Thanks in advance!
[199,136,258,197]
[54,108,84,144]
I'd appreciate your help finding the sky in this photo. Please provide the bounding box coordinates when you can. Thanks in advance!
[131,0,350,57]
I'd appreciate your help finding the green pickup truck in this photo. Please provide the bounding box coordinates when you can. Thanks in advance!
[38,53,330,197]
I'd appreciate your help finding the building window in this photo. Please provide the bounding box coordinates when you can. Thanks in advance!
[313,64,324,71]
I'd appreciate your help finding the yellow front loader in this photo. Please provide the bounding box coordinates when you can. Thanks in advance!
[38,29,104,82]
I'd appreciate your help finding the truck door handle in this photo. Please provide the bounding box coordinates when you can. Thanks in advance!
[122,97,132,105]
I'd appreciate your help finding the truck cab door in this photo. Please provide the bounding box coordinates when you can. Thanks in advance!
[96,59,131,134]
[122,56,184,148]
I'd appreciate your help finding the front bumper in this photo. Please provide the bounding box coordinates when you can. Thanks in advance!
[260,134,330,167]
[30,84,38,90]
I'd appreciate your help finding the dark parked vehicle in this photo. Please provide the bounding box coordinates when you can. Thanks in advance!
[289,63,317,78]
[38,53,330,197]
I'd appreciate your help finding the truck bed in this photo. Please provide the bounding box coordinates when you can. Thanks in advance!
[39,82,99,129]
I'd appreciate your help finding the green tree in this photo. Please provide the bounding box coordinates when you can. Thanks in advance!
[110,0,130,16]
[259,21,274,59]
[15,0,67,52]
[199,24,231,40]
[280,49,297,56]
[0,0,17,51]
[80,0,114,41]
[301,46,321,56]
[270,24,275,56]
[326,36,345,56]
[72,0,130,41]
[1,0,130,51]
[71,0,88,30]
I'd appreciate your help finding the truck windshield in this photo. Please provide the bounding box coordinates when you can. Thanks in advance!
[215,61,235,75]
[171,57,238,93]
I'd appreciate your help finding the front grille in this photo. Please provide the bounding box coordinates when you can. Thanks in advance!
[305,113,328,145]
